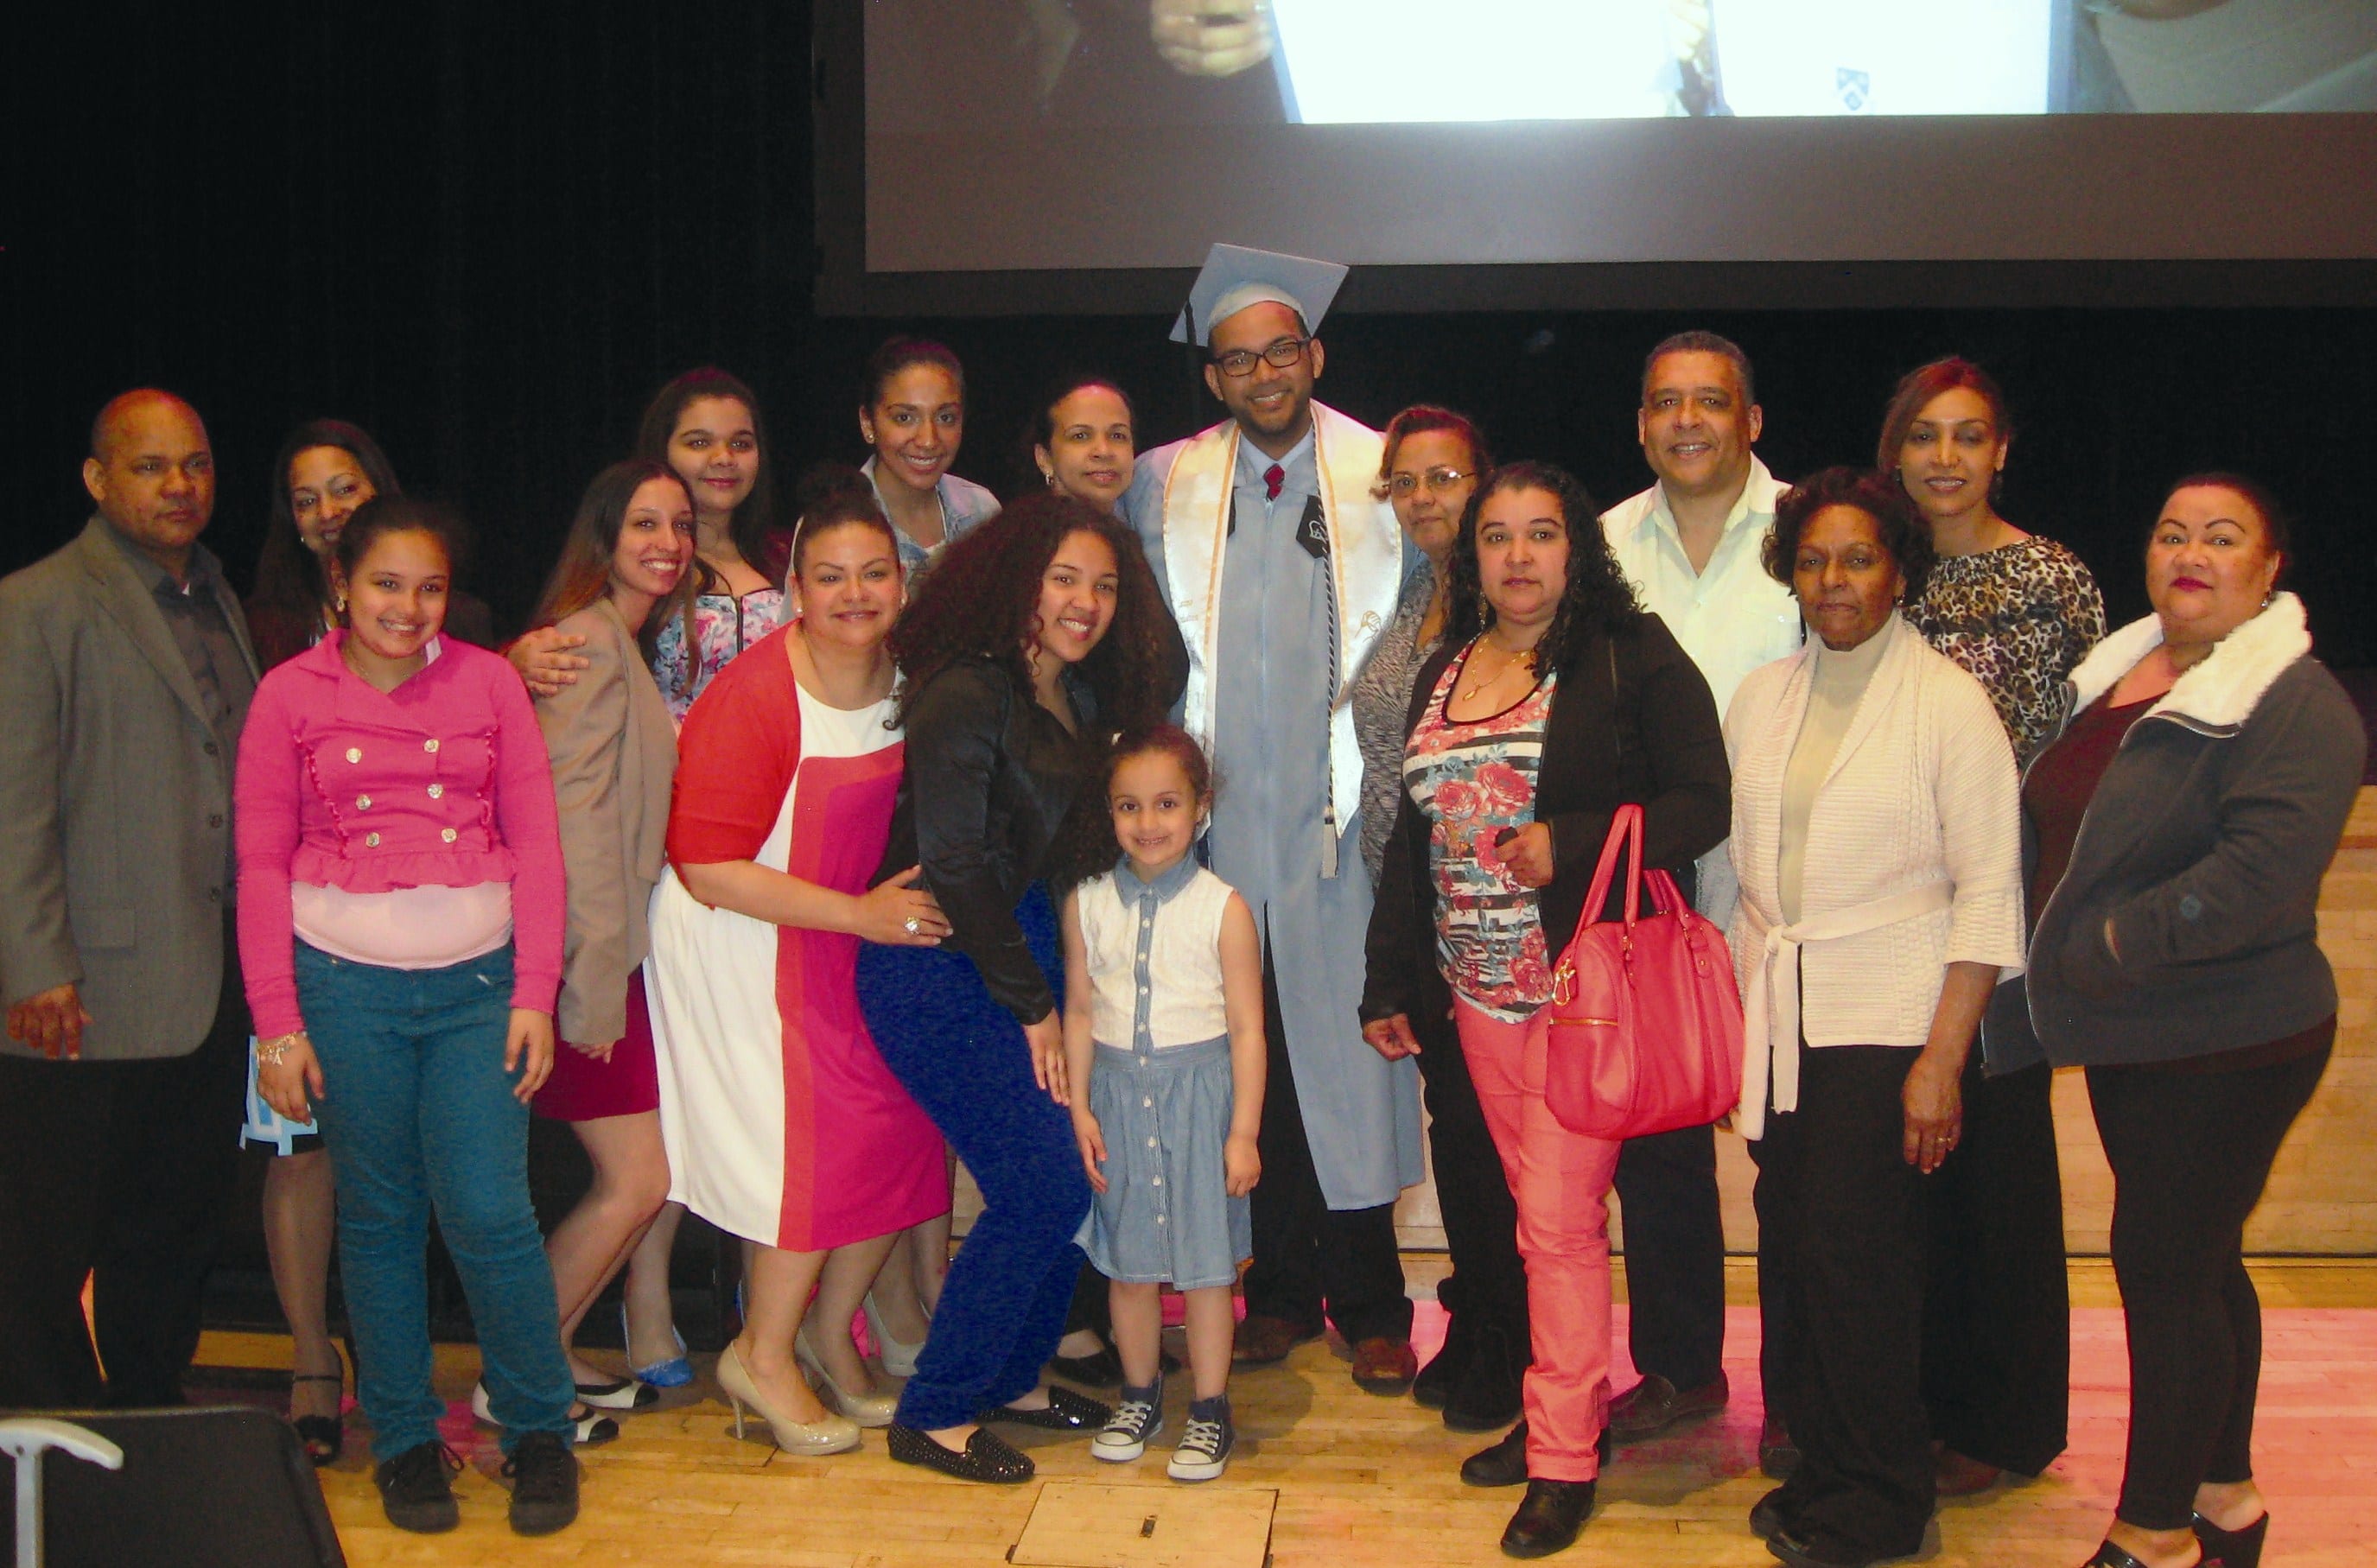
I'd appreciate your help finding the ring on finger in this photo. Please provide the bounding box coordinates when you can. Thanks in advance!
[903,916,922,936]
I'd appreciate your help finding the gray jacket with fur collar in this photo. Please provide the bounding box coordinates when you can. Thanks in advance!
[1990,594,2365,1072]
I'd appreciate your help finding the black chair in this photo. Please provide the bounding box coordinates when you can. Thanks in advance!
[0,1407,342,1568]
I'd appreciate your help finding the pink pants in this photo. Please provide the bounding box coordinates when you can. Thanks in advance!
[1455,996,1623,1482]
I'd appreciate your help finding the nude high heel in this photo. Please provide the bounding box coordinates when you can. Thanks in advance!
[796,1324,899,1428]
[862,1291,926,1378]
[715,1342,861,1456]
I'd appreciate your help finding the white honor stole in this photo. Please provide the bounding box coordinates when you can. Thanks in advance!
[1158,402,1400,877]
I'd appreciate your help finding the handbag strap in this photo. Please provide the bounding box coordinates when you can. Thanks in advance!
[1641,867,1687,923]
[1619,803,1645,931]
[1579,802,1648,936]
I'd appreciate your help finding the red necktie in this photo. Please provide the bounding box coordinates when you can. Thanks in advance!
[1263,463,1284,501]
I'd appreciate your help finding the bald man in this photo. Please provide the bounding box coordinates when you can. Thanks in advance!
[0,390,261,1409]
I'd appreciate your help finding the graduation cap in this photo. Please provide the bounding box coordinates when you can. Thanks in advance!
[1169,243,1350,349]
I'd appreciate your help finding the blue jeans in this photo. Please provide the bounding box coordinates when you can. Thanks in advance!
[855,885,1091,1431]
[296,941,573,1458]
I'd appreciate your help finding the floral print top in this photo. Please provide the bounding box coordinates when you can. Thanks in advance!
[1402,650,1560,1022]
[651,587,787,722]
[1906,536,2105,767]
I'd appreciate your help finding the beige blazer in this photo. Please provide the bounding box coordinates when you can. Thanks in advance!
[539,598,677,1045]
[0,518,260,1061]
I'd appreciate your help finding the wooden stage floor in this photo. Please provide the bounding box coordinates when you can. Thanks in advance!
[195,1260,2377,1567]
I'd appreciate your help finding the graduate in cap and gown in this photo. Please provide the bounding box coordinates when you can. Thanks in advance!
[1120,244,1426,1390]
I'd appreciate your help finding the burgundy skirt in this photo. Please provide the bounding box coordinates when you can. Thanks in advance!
[534,970,661,1121]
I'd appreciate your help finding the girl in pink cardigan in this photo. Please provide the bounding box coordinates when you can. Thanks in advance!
[234,497,581,1539]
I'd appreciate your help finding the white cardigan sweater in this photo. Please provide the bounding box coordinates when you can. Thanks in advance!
[1725,614,2027,1053]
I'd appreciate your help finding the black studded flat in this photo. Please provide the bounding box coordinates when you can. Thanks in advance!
[887,1423,1036,1483]
[984,1384,1111,1432]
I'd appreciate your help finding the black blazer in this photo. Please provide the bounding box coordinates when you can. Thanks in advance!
[1361,611,1731,1031]
[872,656,1102,1025]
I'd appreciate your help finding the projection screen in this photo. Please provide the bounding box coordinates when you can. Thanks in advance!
[832,0,2377,309]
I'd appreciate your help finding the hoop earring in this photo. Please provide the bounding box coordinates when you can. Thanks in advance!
[1041,469,1061,492]
[334,595,346,615]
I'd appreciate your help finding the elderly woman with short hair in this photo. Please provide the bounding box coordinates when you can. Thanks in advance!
[1726,467,2026,1568]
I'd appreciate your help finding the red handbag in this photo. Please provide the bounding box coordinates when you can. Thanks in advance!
[1542,804,1744,1140]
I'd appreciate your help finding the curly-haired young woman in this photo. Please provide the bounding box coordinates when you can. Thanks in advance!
[855,493,1184,1483]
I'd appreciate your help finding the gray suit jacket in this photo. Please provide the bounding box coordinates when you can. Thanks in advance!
[538,598,677,1046]
[0,517,261,1060]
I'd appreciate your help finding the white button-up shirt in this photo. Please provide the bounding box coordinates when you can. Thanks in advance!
[1601,456,1802,719]
[1601,455,1802,925]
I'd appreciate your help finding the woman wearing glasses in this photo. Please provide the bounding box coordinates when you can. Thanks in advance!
[1346,409,1530,1435]
[1351,407,1485,886]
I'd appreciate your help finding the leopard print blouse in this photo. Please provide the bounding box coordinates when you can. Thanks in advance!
[1907,536,2107,767]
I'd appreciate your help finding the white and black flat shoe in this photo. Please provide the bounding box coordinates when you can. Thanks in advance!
[573,1374,658,1412]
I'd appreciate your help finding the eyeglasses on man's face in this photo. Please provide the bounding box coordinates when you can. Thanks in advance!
[1210,336,1311,378]
[1386,467,1475,498]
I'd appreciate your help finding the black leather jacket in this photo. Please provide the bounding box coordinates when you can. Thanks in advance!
[872,655,1102,1025]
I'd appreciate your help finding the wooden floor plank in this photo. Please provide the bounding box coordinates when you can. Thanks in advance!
[183,1266,2377,1567]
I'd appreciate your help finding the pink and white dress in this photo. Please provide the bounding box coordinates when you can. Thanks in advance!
[643,624,949,1251]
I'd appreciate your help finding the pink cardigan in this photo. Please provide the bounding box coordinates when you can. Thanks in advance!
[235,633,566,1037]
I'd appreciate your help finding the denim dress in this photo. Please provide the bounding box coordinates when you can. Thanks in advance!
[1077,857,1251,1291]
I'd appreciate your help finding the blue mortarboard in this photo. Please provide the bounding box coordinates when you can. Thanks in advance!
[1169,243,1351,349]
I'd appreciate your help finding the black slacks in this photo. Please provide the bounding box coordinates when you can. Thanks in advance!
[1752,1045,1934,1563]
[1921,1056,2071,1474]
[0,954,248,1410]
[1610,863,1728,1394]
[1411,999,1527,1347]
[1613,1120,1728,1391]
[2088,1031,2330,1532]
[1242,955,1412,1344]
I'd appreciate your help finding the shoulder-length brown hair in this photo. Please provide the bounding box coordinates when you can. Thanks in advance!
[888,492,1182,733]
[531,459,696,657]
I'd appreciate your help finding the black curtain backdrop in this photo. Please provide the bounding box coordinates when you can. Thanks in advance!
[10,2,2374,668]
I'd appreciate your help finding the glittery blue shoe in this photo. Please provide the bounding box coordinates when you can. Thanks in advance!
[622,1304,694,1388]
